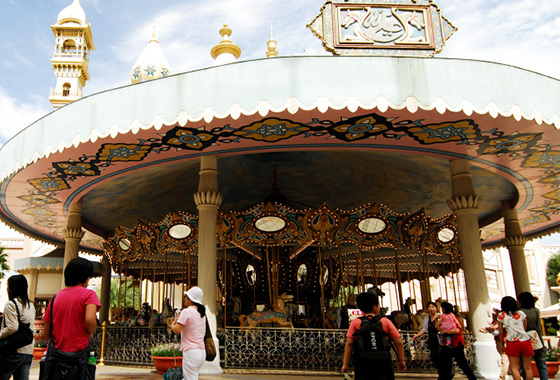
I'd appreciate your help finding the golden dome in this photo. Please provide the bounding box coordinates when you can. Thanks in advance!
[210,24,242,63]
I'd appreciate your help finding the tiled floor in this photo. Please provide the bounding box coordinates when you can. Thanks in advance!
[27,360,467,379]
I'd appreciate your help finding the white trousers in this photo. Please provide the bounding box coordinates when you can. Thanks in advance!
[182,348,206,380]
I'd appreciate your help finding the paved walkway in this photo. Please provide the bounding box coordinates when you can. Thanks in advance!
[28,360,470,380]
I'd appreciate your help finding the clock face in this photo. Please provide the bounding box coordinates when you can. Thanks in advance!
[358,217,386,234]
[255,216,286,232]
[169,224,192,239]
[438,227,455,243]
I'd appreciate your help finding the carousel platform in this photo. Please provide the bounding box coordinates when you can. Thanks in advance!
[27,361,476,380]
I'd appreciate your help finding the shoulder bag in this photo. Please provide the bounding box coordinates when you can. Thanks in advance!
[0,300,34,354]
[204,317,217,362]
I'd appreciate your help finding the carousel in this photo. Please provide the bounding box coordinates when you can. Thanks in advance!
[0,0,559,376]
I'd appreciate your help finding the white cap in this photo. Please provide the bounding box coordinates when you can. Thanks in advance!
[185,287,203,305]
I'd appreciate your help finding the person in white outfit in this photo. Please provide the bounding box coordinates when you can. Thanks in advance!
[170,287,206,380]
[0,275,36,380]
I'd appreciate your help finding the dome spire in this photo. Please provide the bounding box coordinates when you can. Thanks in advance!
[130,26,172,84]
[210,24,242,66]
[266,26,278,58]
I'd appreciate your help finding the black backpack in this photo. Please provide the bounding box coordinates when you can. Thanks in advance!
[353,315,392,361]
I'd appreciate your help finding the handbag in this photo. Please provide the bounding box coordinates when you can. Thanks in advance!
[0,300,33,354]
[204,318,217,362]
[527,330,543,350]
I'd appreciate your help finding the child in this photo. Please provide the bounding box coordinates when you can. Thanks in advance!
[497,296,533,380]
[436,302,458,347]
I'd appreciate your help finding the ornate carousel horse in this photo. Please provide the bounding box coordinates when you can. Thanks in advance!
[156,298,173,326]
[239,293,294,328]
[137,302,151,326]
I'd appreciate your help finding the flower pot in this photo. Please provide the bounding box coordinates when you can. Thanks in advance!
[151,356,182,375]
[531,360,560,378]
[33,347,47,361]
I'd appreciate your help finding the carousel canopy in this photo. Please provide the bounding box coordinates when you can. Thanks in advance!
[0,56,559,256]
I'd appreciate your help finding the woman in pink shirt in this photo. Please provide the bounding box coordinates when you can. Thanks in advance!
[171,287,206,380]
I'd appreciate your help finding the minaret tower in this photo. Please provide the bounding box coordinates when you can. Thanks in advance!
[49,0,95,109]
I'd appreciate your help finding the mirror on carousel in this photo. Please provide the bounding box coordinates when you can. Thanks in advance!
[246,264,256,286]
[320,265,329,286]
[297,264,308,286]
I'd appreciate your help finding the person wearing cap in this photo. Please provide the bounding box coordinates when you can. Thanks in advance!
[170,287,206,380]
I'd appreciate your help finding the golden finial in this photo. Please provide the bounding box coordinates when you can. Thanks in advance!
[210,24,242,60]
[266,26,278,58]
[149,25,159,43]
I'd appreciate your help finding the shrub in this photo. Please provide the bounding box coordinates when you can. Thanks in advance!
[151,343,181,357]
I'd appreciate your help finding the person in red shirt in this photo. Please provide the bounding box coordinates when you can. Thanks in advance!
[43,257,100,353]
[342,291,406,380]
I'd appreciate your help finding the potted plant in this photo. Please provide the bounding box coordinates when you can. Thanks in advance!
[532,348,560,378]
[151,343,182,374]
[33,340,48,361]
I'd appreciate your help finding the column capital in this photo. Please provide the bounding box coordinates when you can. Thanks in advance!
[447,195,483,213]
[63,227,85,240]
[502,235,529,248]
[194,191,223,207]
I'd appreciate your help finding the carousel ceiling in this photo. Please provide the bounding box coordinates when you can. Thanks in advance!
[0,56,559,254]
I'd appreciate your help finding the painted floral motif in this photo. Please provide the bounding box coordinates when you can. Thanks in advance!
[405,120,480,144]
[520,214,550,227]
[22,207,56,218]
[477,133,541,155]
[530,203,560,214]
[53,161,100,177]
[233,118,309,142]
[96,143,151,164]
[544,189,560,201]
[144,65,157,77]
[327,114,391,141]
[28,177,69,192]
[132,67,141,81]
[538,172,560,185]
[162,127,218,150]
[522,146,560,168]
[17,194,59,206]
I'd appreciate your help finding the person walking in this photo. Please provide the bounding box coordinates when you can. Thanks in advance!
[518,292,547,380]
[413,301,451,379]
[0,275,35,380]
[497,296,533,380]
[342,291,406,380]
[438,301,477,380]
[170,286,207,380]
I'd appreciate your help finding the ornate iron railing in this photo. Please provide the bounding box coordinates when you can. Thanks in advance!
[92,326,474,372]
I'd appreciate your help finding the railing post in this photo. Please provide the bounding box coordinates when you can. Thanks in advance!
[99,321,107,366]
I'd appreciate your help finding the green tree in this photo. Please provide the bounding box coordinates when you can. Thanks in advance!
[0,246,10,279]
[546,252,560,286]
[94,277,140,310]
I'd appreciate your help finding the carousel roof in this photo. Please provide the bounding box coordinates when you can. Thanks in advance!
[0,56,559,255]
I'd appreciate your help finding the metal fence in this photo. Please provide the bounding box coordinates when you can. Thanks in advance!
[92,325,474,372]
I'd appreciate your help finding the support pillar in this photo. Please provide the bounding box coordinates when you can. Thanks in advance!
[501,201,530,295]
[194,155,223,374]
[447,159,499,379]
[28,268,38,302]
[62,202,85,289]
[99,256,112,324]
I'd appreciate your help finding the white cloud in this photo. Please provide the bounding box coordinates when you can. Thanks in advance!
[0,87,49,144]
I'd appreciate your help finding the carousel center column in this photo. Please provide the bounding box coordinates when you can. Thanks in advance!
[447,159,499,379]
[501,201,530,294]
[61,201,85,289]
[194,155,223,374]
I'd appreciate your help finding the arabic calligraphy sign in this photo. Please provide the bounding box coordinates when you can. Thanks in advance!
[308,0,456,57]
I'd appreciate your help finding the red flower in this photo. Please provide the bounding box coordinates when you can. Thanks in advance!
[513,313,521,320]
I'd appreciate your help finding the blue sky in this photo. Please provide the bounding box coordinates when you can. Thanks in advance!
[0,0,559,240]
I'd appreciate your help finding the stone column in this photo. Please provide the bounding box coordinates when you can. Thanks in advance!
[447,159,499,379]
[28,269,38,302]
[61,202,85,288]
[501,201,530,295]
[193,155,223,374]
[99,256,112,323]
